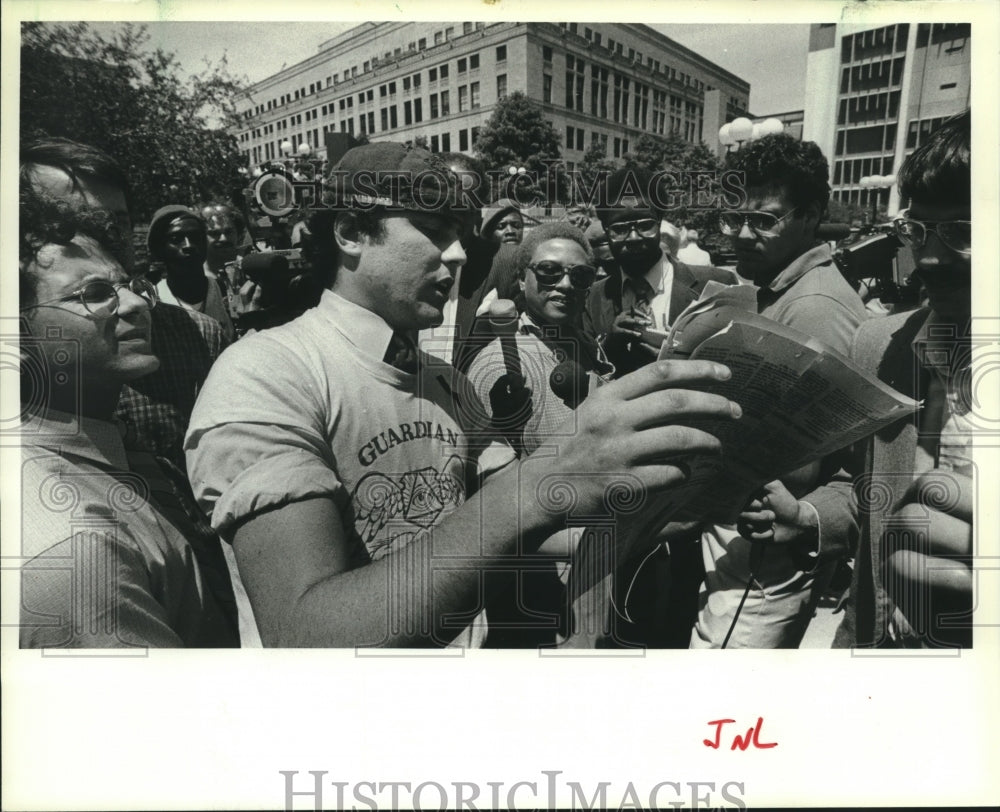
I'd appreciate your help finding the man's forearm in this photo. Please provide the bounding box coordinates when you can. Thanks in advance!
[254,459,562,647]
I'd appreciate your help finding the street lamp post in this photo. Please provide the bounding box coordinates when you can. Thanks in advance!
[859,174,896,224]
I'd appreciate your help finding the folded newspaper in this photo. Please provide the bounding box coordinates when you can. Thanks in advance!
[567,281,921,600]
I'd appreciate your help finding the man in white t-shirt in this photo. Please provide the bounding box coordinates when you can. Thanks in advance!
[184,142,744,648]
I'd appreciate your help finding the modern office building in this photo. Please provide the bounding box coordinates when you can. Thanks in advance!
[803,22,971,213]
[234,21,750,171]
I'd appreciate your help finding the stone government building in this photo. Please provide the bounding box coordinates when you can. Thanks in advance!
[233,21,751,171]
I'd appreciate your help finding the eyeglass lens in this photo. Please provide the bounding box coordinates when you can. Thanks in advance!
[531,261,596,289]
[607,219,658,239]
[894,219,971,253]
[719,211,782,235]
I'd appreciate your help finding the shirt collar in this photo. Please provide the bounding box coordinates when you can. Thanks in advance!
[20,410,129,469]
[620,252,671,297]
[765,242,831,294]
[317,289,397,361]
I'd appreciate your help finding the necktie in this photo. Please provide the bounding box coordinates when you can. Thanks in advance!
[629,278,653,320]
[384,332,419,374]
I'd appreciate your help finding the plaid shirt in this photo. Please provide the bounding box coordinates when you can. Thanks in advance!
[114,303,237,633]
[116,303,228,470]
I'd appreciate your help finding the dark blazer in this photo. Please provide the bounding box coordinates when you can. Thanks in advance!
[582,255,740,376]
[834,307,934,648]
[453,241,521,373]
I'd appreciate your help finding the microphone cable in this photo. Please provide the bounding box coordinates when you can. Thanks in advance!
[721,538,766,649]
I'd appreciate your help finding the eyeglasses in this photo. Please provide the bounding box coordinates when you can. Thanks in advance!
[24,277,158,319]
[527,261,597,290]
[606,218,660,241]
[893,212,971,255]
[718,208,799,236]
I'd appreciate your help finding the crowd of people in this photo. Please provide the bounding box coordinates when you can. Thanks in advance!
[17,109,973,649]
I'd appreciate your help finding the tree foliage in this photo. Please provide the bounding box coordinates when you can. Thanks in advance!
[474,92,565,200]
[623,132,730,255]
[21,22,248,221]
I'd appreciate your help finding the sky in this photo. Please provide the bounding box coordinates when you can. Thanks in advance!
[102,20,810,116]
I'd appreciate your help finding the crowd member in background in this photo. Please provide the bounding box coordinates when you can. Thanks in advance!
[583,167,739,647]
[418,152,518,370]
[185,141,742,648]
[584,220,617,279]
[836,110,973,649]
[147,205,235,342]
[18,195,236,647]
[658,219,682,257]
[467,223,613,647]
[20,138,239,637]
[677,227,712,266]
[585,167,738,377]
[482,198,525,245]
[692,133,865,648]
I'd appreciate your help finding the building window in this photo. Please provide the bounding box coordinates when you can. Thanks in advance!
[496,45,507,62]
[404,76,411,91]
[497,74,507,100]
[390,106,398,128]
[431,134,439,152]
[414,98,423,122]
[459,85,468,112]
[441,90,450,116]
[434,31,443,45]
[430,94,439,119]
[429,67,438,82]
[470,81,480,108]
[470,54,479,69]
[381,109,388,131]
[404,100,412,125]
[458,58,467,73]
[543,46,553,64]
[459,129,468,151]
[463,22,473,35]
[543,74,552,103]
[566,125,574,149]
[418,37,426,50]
[440,64,449,79]
[442,133,451,151]
[413,73,422,89]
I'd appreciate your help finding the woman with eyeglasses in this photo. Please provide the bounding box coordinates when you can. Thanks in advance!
[18,196,236,648]
[466,222,613,647]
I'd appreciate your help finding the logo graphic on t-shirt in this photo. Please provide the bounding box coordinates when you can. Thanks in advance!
[351,455,466,558]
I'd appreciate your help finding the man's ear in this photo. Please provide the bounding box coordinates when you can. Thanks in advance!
[333,213,363,258]
[802,201,823,230]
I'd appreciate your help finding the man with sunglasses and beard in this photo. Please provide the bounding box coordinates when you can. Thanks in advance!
[835,111,973,649]
[584,167,739,379]
[692,134,867,648]
[581,168,740,647]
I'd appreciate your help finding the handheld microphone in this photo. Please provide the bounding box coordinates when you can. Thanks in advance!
[549,360,590,409]
[488,298,522,379]
[816,223,853,242]
[241,252,291,289]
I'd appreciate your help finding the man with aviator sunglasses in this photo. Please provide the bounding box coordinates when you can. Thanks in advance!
[691,134,867,648]
[836,110,973,649]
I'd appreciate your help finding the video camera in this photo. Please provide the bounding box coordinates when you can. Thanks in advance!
[224,248,322,333]
[826,223,921,306]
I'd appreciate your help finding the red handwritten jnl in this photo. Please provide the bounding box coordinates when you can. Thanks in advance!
[704,717,778,750]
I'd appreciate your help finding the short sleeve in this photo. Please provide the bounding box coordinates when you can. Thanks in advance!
[20,533,185,648]
[185,333,345,536]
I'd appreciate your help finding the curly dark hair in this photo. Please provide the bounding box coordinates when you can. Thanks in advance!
[19,191,127,309]
[898,110,970,209]
[731,133,830,216]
